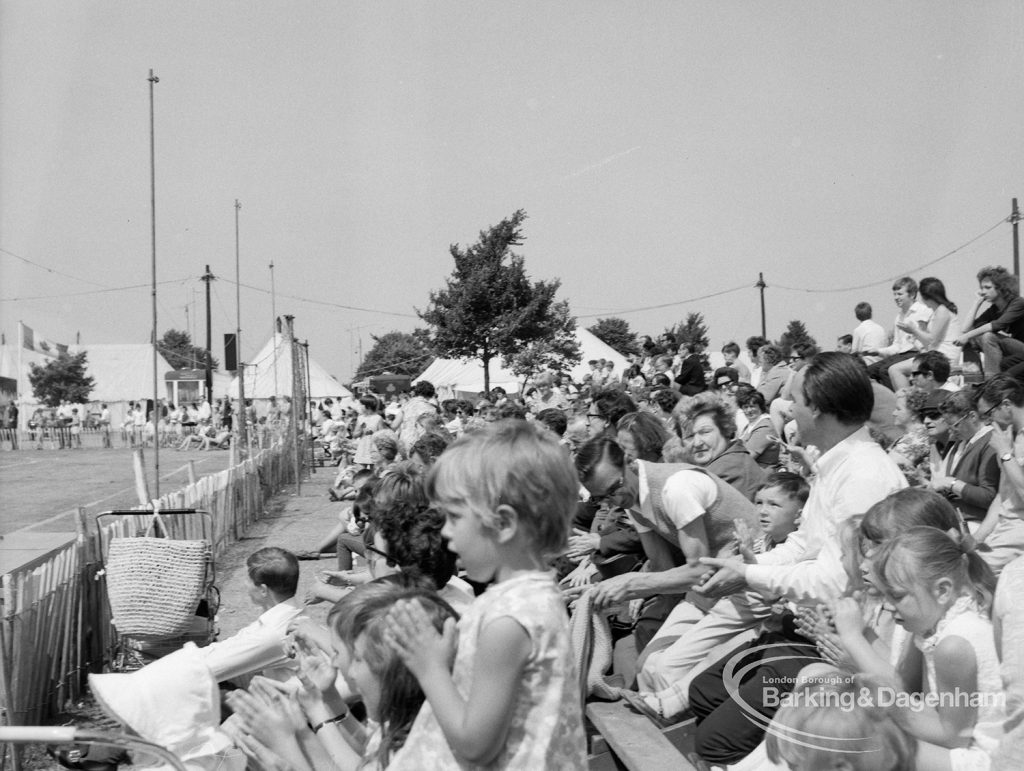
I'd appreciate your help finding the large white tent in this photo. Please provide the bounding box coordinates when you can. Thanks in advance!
[414,328,631,398]
[227,333,350,400]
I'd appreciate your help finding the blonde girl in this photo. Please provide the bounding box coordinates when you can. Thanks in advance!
[832,527,1002,770]
[384,420,587,769]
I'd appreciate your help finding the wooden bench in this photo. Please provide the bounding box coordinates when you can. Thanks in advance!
[587,701,705,771]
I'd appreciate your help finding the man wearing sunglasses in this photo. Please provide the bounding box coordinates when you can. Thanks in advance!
[931,389,1000,527]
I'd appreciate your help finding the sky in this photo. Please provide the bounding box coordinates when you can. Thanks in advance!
[2,1,1022,383]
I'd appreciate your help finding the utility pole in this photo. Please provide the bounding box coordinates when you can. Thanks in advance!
[303,339,313,475]
[1013,198,1020,277]
[148,68,160,499]
[284,315,301,493]
[201,265,214,402]
[755,272,767,339]
[235,200,249,455]
[270,260,279,397]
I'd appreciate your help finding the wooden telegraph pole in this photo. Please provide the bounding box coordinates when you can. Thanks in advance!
[755,272,767,339]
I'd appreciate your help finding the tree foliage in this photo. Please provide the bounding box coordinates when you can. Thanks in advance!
[28,351,95,406]
[504,300,581,382]
[776,319,817,358]
[671,312,711,351]
[158,329,219,370]
[588,317,639,357]
[355,329,435,381]
[419,210,572,392]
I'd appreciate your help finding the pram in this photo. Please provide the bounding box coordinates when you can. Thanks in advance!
[95,509,219,671]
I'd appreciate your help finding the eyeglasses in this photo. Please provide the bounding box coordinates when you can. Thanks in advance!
[592,476,624,503]
[980,401,1002,423]
[586,412,606,424]
[944,412,970,431]
[909,370,924,378]
[920,409,942,421]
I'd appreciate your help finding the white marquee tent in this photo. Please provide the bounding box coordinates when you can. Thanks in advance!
[414,328,631,398]
[227,333,350,400]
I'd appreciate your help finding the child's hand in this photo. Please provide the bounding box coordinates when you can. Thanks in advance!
[829,596,865,638]
[815,632,854,670]
[385,598,458,679]
[733,518,757,563]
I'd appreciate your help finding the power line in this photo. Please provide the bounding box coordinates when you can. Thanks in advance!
[217,276,418,319]
[0,277,191,302]
[772,217,1008,294]
[0,246,112,288]
[576,283,750,319]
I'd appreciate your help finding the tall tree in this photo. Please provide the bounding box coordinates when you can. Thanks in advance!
[671,312,711,351]
[158,329,219,370]
[588,317,639,357]
[776,319,817,358]
[28,351,95,406]
[419,210,570,393]
[355,329,435,380]
[504,300,581,383]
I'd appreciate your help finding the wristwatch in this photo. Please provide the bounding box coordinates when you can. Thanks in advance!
[1000,452,1015,463]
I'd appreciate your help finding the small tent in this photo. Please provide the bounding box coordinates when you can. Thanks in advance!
[227,333,350,401]
[413,328,632,399]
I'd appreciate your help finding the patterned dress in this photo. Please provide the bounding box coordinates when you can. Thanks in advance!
[388,571,586,769]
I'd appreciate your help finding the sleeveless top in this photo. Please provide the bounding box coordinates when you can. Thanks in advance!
[915,595,1004,755]
[637,461,759,559]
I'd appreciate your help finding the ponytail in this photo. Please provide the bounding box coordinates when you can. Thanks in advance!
[946,528,996,613]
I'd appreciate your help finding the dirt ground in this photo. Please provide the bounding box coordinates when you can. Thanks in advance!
[14,464,346,769]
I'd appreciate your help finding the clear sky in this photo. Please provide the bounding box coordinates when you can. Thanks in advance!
[2,1,1022,382]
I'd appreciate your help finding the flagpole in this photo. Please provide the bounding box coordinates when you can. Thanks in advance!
[149,69,160,499]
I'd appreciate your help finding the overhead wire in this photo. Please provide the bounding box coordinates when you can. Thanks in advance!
[1,277,192,302]
[0,246,112,288]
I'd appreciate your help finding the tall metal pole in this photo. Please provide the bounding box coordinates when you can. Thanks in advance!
[303,339,313,475]
[235,200,249,455]
[755,272,767,339]
[202,265,214,402]
[1013,198,1020,278]
[148,69,160,500]
[270,261,279,397]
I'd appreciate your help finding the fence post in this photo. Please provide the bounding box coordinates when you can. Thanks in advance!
[132,449,151,506]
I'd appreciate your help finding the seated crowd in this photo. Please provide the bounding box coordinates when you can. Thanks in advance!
[86,266,1024,771]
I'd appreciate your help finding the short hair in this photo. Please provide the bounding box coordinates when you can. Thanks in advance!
[745,335,769,356]
[939,389,977,418]
[734,384,766,414]
[757,470,810,507]
[650,373,672,389]
[359,394,380,412]
[409,431,451,467]
[373,432,400,462]
[836,333,853,346]
[495,400,528,421]
[854,302,873,321]
[535,407,568,437]
[574,435,625,482]
[912,350,951,383]
[426,420,578,559]
[892,276,917,296]
[721,341,741,357]
[616,412,670,463]
[978,373,1024,408]
[412,380,435,399]
[591,388,637,426]
[897,387,929,416]
[800,352,873,425]
[977,265,1020,301]
[792,341,819,360]
[758,344,783,367]
[246,547,299,598]
[651,388,680,414]
[681,391,737,440]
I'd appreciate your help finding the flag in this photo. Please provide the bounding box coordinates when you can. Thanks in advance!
[19,321,67,358]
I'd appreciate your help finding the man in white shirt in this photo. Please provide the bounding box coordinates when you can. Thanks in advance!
[864,277,932,390]
[200,547,305,683]
[850,301,888,366]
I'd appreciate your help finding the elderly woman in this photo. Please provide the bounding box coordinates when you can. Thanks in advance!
[734,385,779,469]
[670,391,765,501]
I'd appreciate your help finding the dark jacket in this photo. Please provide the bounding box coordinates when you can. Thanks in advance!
[944,431,1001,522]
[706,440,766,502]
[674,354,707,396]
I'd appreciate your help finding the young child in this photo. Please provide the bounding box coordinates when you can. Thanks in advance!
[734,469,807,561]
[765,666,917,771]
[383,420,587,769]
[833,527,1003,770]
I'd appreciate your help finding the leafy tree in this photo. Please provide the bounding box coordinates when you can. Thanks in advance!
[504,300,581,383]
[671,312,711,351]
[419,209,571,393]
[776,320,817,359]
[355,329,435,380]
[158,329,219,370]
[28,351,95,406]
[588,317,639,357]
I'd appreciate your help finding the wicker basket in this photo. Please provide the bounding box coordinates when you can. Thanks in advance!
[106,532,208,640]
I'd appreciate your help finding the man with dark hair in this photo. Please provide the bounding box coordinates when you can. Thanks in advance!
[910,350,956,394]
[199,546,305,682]
[931,389,999,526]
[835,334,853,354]
[745,336,769,387]
[535,407,568,438]
[974,375,1024,572]
[864,277,931,389]
[851,301,887,366]
[721,342,751,383]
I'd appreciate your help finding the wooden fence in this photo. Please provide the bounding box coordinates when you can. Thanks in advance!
[0,432,302,764]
